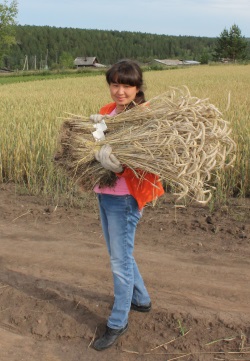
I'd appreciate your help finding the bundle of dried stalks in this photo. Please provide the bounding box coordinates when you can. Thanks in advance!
[54,86,236,204]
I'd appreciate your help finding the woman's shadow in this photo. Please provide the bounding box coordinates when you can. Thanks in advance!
[0,264,113,337]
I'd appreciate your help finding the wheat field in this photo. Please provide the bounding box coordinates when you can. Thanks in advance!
[0,64,249,205]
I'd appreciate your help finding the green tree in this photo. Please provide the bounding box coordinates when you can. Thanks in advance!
[214,24,248,62]
[59,51,74,69]
[0,0,18,66]
[10,25,221,69]
[199,51,209,64]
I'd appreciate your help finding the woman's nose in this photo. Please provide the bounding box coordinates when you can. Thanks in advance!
[117,85,125,94]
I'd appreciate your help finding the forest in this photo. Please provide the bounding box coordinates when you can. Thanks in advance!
[5,25,221,70]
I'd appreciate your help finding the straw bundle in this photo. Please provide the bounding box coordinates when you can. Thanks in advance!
[54,86,236,204]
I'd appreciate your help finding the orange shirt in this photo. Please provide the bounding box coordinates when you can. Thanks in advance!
[99,102,164,210]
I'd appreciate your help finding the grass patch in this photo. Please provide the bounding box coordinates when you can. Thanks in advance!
[0,68,106,85]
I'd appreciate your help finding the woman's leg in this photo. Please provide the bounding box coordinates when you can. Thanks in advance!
[131,259,151,306]
[97,194,150,329]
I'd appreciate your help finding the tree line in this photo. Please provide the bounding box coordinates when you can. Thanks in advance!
[3,25,216,69]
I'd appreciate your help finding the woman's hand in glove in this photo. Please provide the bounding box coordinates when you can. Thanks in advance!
[89,114,110,123]
[95,144,123,173]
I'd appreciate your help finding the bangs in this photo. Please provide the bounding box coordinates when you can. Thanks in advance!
[108,70,138,86]
[106,60,142,87]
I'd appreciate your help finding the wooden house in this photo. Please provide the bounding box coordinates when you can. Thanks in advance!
[153,59,200,66]
[74,57,106,68]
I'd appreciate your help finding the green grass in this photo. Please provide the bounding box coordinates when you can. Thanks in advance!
[0,68,106,85]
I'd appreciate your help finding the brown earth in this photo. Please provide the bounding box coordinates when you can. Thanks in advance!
[0,183,250,361]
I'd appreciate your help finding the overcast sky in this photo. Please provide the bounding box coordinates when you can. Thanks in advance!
[17,0,250,38]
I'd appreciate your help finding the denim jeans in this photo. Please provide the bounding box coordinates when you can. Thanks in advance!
[97,193,151,329]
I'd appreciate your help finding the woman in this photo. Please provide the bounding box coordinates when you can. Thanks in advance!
[90,59,164,351]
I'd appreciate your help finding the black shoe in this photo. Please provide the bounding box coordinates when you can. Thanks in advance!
[131,302,152,312]
[93,323,128,351]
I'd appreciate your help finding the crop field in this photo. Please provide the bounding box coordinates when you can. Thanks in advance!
[0,64,249,205]
[1,64,250,361]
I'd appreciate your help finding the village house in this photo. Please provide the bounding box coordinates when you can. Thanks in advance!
[153,59,200,66]
[74,56,106,68]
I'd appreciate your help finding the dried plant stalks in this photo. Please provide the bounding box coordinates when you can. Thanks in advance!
[54,86,236,204]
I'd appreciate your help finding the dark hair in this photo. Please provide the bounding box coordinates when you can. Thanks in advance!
[106,59,146,109]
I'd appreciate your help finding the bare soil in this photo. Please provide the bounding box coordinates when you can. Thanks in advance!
[0,183,250,361]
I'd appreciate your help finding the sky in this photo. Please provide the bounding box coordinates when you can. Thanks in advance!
[16,0,250,38]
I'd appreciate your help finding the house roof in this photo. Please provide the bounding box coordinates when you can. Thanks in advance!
[154,59,183,66]
[183,60,201,65]
[93,62,106,68]
[0,67,13,73]
[154,59,200,66]
[74,56,98,66]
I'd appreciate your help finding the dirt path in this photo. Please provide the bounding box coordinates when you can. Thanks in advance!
[0,183,250,361]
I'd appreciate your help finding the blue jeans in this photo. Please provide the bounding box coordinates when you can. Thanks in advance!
[97,194,151,329]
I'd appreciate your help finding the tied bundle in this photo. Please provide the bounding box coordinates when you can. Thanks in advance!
[54,86,236,204]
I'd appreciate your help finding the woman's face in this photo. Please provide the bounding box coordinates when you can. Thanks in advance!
[109,82,138,109]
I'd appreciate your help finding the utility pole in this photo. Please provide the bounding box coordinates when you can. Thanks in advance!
[45,49,48,69]
[23,55,28,71]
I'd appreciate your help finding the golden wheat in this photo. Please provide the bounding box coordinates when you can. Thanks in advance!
[0,64,249,203]
[55,86,236,204]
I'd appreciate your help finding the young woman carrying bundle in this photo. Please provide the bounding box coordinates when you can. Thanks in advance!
[89,59,164,351]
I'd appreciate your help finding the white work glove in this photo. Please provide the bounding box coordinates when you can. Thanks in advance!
[89,114,110,123]
[95,144,123,173]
